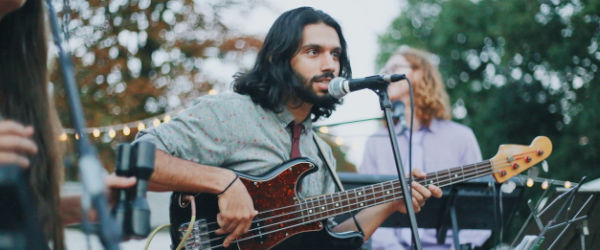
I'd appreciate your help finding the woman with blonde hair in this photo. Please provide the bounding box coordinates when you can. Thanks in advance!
[360,46,490,249]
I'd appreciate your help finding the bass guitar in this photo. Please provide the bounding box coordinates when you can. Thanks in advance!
[171,136,552,250]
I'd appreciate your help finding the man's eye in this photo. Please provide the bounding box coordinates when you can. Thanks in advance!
[307,49,318,55]
[332,51,341,58]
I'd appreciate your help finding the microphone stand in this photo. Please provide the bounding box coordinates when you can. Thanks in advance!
[371,84,422,250]
[45,1,121,249]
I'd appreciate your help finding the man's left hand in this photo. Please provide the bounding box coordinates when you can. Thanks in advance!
[392,168,442,213]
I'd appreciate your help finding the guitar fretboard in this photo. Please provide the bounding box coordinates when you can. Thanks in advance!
[298,160,493,222]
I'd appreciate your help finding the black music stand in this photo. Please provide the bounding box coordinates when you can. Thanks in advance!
[511,178,599,250]
[337,173,525,249]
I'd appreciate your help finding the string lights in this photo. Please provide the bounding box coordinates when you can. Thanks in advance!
[523,176,574,190]
[526,177,534,187]
[59,111,180,142]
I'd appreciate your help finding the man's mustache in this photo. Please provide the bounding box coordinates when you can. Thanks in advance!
[310,72,335,82]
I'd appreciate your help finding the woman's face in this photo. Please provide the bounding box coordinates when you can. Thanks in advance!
[0,0,27,21]
[383,54,418,102]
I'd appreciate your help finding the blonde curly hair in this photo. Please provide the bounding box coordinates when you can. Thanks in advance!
[389,46,451,127]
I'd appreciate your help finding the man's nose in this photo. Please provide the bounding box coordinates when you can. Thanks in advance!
[320,54,337,72]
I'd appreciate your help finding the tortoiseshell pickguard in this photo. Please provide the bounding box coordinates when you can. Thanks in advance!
[236,160,323,249]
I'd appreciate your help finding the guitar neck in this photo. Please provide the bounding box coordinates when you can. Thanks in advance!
[300,160,494,222]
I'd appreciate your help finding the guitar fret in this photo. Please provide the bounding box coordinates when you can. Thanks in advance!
[318,196,324,219]
[371,184,377,205]
[317,195,324,216]
[309,197,315,221]
[355,188,362,210]
[350,189,356,211]
[358,186,365,208]
[385,181,394,200]
[333,191,343,213]
[298,198,306,223]
[325,194,331,218]
[326,194,333,217]
[343,191,350,212]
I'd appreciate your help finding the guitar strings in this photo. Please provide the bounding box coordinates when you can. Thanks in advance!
[186,158,526,249]
[185,158,522,247]
[196,160,492,229]
[193,162,526,250]
[191,166,503,249]
[183,160,492,234]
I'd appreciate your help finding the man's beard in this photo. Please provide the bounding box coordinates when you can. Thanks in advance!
[292,72,340,110]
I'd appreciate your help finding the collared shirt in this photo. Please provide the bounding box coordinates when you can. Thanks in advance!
[134,92,335,198]
[359,119,491,249]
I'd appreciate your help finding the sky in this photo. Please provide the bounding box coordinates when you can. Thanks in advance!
[227,0,403,166]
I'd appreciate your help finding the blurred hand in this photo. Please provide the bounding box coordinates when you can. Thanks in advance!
[215,173,258,248]
[105,174,136,206]
[392,168,443,213]
[0,120,37,168]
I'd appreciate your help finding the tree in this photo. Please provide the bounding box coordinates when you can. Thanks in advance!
[50,0,263,176]
[377,0,600,182]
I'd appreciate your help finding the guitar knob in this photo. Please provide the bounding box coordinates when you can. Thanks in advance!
[525,156,532,163]
[512,163,519,170]
[500,170,507,177]
[537,150,544,156]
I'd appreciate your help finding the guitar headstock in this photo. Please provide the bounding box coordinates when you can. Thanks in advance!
[490,136,553,183]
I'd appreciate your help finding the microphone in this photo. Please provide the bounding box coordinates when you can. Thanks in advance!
[328,74,406,99]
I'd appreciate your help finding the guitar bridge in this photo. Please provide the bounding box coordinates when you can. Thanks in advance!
[179,218,211,249]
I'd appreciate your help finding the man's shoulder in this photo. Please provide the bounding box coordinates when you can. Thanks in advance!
[188,92,257,112]
[196,92,253,105]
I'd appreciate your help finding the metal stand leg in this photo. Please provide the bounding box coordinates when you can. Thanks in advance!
[450,204,461,249]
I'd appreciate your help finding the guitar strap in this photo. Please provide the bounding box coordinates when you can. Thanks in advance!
[312,133,344,190]
[312,133,365,237]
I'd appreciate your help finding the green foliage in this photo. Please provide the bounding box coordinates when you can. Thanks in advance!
[378,0,600,182]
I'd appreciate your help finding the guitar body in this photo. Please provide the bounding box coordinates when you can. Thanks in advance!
[169,158,364,250]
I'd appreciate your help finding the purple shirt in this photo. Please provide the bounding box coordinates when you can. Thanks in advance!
[359,119,491,249]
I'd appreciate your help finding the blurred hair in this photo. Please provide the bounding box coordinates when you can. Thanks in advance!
[0,0,64,248]
[391,46,451,126]
[233,6,351,121]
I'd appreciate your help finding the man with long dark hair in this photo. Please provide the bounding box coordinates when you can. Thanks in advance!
[136,7,442,248]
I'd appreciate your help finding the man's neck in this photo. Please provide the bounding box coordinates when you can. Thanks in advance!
[286,101,313,124]
[399,97,422,131]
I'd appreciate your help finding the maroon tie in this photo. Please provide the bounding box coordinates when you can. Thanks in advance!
[290,123,303,158]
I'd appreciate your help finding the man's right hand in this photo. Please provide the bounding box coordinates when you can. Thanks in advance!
[0,120,38,167]
[215,173,258,248]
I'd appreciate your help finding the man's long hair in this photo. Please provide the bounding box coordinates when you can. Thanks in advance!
[234,7,351,121]
[0,0,64,248]
[395,46,451,127]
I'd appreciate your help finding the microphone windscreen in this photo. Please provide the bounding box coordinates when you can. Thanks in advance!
[328,77,347,99]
